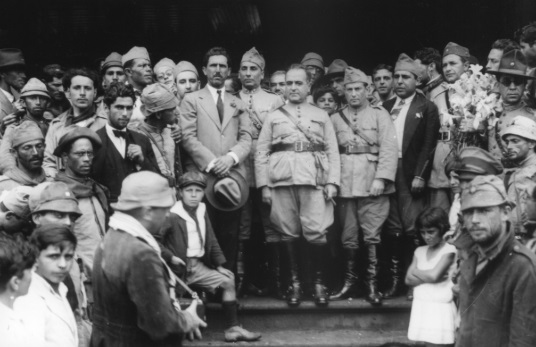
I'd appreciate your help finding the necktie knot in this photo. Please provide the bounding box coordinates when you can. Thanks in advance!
[113,130,127,139]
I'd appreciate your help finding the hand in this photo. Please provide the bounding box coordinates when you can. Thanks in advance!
[127,144,145,164]
[13,99,24,113]
[185,300,207,341]
[323,184,337,200]
[171,256,186,266]
[216,266,234,279]
[212,155,234,177]
[411,177,425,194]
[262,187,272,205]
[369,179,385,196]
[2,113,20,129]
[170,124,182,143]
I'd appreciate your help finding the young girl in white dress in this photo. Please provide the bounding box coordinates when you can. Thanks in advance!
[406,207,457,347]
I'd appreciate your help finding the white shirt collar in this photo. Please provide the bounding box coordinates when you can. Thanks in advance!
[206,84,225,103]
[395,92,416,107]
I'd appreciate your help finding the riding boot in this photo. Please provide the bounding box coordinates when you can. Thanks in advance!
[382,234,403,299]
[329,248,358,300]
[310,243,329,307]
[266,242,285,299]
[365,244,382,306]
[283,240,302,307]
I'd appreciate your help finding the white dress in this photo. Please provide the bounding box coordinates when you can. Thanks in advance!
[408,243,457,344]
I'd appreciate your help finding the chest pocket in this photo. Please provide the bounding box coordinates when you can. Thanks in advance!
[273,119,294,139]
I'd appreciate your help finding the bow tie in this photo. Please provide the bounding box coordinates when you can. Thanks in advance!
[113,130,127,139]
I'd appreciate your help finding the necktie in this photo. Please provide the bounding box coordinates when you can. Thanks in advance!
[113,130,127,139]
[390,99,405,121]
[217,90,224,123]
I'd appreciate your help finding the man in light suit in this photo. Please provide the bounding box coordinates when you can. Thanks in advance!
[180,46,252,271]
[381,54,439,298]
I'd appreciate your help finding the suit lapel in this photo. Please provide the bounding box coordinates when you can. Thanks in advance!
[402,95,425,155]
[221,92,237,130]
[198,87,222,130]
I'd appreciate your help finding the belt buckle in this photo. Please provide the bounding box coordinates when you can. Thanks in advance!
[439,130,451,141]
[346,145,355,154]
[295,141,305,152]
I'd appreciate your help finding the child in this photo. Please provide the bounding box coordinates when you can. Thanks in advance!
[313,86,340,115]
[406,208,457,347]
[158,171,261,343]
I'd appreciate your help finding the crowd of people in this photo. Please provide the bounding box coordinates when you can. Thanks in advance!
[1,20,536,347]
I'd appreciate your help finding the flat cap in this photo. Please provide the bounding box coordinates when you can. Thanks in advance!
[301,52,324,70]
[395,53,424,78]
[460,175,514,212]
[20,78,50,99]
[53,126,102,157]
[141,83,179,115]
[446,147,503,180]
[0,48,25,68]
[112,171,176,211]
[443,42,470,59]
[101,52,123,73]
[122,46,150,66]
[343,66,369,86]
[174,61,199,79]
[241,47,265,71]
[488,49,535,79]
[154,57,175,74]
[501,115,536,142]
[11,122,44,148]
[178,171,207,189]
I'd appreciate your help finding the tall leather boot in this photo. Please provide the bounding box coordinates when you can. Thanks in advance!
[283,240,302,307]
[382,234,403,299]
[365,244,382,306]
[310,243,329,307]
[329,248,358,300]
[267,242,285,299]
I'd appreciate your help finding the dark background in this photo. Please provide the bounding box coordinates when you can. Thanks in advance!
[0,0,534,77]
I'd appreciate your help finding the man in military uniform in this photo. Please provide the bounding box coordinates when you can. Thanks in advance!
[236,47,285,296]
[457,175,536,347]
[269,70,286,98]
[329,67,397,306]
[501,116,536,240]
[255,64,340,307]
[487,49,536,162]
[122,46,153,126]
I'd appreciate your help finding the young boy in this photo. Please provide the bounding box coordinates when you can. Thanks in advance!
[159,171,261,343]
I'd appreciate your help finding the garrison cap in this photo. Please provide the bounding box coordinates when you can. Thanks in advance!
[460,175,514,212]
[141,83,179,115]
[20,78,50,99]
[100,52,123,73]
[395,53,424,78]
[53,126,102,157]
[178,171,207,189]
[122,46,150,66]
[343,67,369,86]
[501,115,536,142]
[488,49,535,79]
[241,47,265,71]
[445,147,503,180]
[154,57,175,74]
[174,61,199,79]
[443,42,470,59]
[301,52,324,70]
[0,48,25,68]
[11,122,44,148]
[112,171,175,211]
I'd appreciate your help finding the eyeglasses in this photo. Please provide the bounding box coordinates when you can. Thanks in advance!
[72,151,94,158]
[499,76,525,86]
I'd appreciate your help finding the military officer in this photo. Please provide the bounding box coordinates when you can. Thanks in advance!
[236,47,285,297]
[329,67,398,306]
[255,64,340,307]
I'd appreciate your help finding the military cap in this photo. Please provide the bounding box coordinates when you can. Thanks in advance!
[122,46,150,66]
[100,52,123,73]
[141,83,179,115]
[154,57,175,74]
[395,53,425,78]
[445,147,503,180]
[53,126,102,157]
[20,78,50,99]
[206,170,249,212]
[30,181,82,216]
[11,122,44,148]
[488,49,535,79]
[241,47,265,71]
[1,186,34,219]
[460,175,514,212]
[112,171,176,211]
[174,61,199,79]
[443,42,470,59]
[0,48,25,68]
[301,52,324,70]
[343,67,368,86]
[501,115,536,142]
[178,171,207,189]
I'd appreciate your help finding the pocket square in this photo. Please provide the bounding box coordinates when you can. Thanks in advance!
[416,112,423,119]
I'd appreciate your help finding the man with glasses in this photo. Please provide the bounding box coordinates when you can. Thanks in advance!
[488,49,536,162]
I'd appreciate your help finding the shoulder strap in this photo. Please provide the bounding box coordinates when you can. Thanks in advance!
[137,126,172,173]
[278,106,317,144]
[337,110,377,146]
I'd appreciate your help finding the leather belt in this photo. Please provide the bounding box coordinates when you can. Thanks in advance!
[272,141,324,153]
[339,145,379,155]
[439,130,452,141]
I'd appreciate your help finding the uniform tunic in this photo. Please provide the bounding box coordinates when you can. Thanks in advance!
[505,153,536,237]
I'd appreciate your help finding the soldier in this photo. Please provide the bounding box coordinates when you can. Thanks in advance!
[301,52,325,86]
[329,67,397,306]
[236,47,285,296]
[269,70,286,98]
[255,64,340,307]
[487,49,536,162]
[101,52,126,90]
[175,61,200,101]
[320,59,349,101]
[122,46,153,126]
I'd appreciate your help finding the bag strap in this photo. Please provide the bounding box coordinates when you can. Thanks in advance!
[337,110,377,146]
[236,92,263,131]
[278,106,318,144]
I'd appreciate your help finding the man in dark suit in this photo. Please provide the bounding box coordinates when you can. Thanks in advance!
[381,54,440,298]
[92,82,159,202]
[180,47,252,271]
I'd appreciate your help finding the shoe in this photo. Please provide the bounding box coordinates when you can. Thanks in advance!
[329,248,358,300]
[224,325,262,342]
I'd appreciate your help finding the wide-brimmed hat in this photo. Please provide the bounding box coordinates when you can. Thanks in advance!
[20,78,50,99]
[319,59,348,85]
[53,126,102,157]
[205,170,249,211]
[0,48,25,68]
[487,49,536,80]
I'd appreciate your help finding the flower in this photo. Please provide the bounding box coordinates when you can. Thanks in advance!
[416,112,422,119]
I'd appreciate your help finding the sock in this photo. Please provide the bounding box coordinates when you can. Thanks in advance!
[222,300,239,328]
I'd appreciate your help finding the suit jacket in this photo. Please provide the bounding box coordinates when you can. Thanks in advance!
[92,127,160,202]
[0,87,16,124]
[382,93,439,190]
[179,86,252,177]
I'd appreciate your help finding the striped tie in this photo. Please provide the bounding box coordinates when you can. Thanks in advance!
[390,99,405,121]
